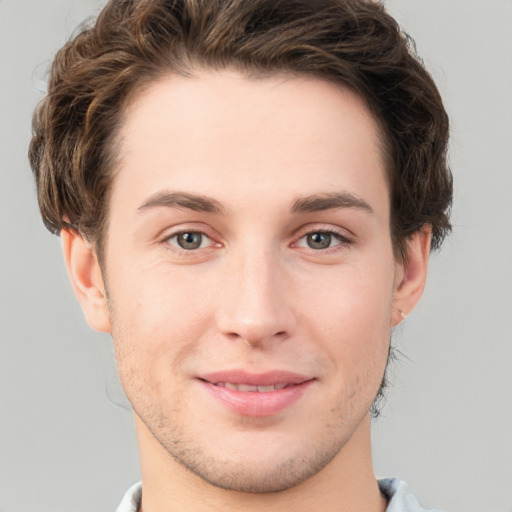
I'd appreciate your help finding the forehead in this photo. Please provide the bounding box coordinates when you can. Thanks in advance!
[113,70,388,214]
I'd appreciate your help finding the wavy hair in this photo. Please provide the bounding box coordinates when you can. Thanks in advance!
[30,0,452,266]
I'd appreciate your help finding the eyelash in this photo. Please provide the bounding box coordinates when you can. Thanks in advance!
[163,227,353,254]
[165,230,218,252]
[294,228,353,252]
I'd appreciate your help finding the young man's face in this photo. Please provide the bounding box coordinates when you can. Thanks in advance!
[66,70,428,493]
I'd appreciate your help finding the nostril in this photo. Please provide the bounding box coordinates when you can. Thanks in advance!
[235,330,288,347]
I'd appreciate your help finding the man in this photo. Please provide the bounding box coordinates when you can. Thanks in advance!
[29,0,452,510]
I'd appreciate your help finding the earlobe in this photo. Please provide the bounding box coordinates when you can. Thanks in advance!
[61,228,111,333]
[392,226,432,327]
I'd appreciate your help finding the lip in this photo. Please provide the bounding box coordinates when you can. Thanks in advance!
[197,370,315,417]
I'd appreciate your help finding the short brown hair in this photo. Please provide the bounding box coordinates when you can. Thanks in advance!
[29,0,452,263]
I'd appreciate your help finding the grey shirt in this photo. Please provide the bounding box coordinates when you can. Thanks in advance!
[116,478,442,511]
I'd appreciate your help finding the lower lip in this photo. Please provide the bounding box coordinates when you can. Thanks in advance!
[199,380,314,417]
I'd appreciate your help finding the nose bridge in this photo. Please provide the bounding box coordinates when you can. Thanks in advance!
[217,241,294,346]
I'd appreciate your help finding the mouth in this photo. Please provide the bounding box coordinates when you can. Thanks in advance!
[197,371,315,416]
[206,382,291,392]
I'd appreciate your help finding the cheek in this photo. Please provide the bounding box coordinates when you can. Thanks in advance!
[299,259,394,375]
[302,259,394,330]
[107,265,213,378]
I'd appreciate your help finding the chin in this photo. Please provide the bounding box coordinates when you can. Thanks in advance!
[166,434,345,494]
[182,459,326,493]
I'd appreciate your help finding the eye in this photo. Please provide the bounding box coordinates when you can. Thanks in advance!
[167,231,212,250]
[296,230,348,250]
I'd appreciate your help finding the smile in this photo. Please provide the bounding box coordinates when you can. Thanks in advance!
[198,371,315,416]
[211,382,290,392]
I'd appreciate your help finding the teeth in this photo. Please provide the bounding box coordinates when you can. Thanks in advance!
[215,382,290,392]
[238,384,259,392]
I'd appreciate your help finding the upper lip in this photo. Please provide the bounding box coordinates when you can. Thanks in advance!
[198,370,312,387]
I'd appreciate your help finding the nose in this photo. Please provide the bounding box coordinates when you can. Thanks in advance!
[215,247,296,348]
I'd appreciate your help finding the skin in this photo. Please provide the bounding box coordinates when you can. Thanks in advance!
[62,70,431,512]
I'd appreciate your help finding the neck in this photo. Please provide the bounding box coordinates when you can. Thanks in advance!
[135,414,387,512]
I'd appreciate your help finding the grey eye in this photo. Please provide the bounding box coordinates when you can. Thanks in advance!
[306,232,333,249]
[176,232,204,250]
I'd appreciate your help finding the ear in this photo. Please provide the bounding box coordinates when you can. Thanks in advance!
[392,226,432,327]
[61,228,111,333]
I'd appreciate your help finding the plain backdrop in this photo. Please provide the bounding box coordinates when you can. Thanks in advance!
[1,1,511,511]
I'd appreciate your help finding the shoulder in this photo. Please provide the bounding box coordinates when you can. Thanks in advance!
[115,481,142,512]
[378,478,444,512]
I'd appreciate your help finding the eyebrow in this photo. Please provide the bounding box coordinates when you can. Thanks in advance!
[137,191,226,215]
[291,192,374,214]
[137,190,373,216]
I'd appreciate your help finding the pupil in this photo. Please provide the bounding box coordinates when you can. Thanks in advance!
[307,232,331,249]
[178,232,202,249]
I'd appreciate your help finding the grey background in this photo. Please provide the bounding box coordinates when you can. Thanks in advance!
[0,0,511,511]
